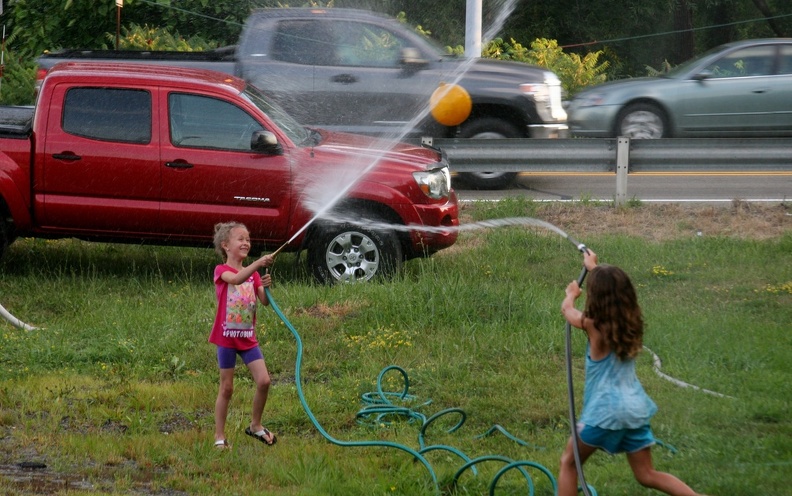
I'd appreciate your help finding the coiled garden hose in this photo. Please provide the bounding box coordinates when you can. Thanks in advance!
[265,288,565,495]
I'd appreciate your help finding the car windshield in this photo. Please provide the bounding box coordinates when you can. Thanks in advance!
[665,44,732,78]
[240,84,312,145]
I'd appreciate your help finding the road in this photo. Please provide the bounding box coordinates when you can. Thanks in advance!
[455,171,792,203]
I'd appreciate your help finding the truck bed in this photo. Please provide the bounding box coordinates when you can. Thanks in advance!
[37,46,237,75]
[0,106,35,138]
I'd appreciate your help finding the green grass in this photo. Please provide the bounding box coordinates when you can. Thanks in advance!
[0,203,790,495]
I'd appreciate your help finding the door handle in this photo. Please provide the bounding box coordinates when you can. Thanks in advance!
[330,74,358,84]
[52,153,81,161]
[165,161,194,169]
[752,88,768,94]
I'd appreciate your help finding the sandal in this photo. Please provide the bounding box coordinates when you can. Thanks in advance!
[245,426,277,446]
[214,439,231,450]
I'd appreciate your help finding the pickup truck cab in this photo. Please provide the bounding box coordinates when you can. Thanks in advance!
[1,62,459,283]
[38,8,568,189]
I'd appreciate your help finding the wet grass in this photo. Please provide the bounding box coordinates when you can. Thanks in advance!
[0,201,790,495]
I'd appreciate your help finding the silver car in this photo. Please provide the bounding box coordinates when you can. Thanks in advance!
[568,38,792,138]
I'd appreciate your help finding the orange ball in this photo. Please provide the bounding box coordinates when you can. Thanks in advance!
[430,83,472,126]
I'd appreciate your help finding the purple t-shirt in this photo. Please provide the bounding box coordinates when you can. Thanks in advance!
[209,264,262,351]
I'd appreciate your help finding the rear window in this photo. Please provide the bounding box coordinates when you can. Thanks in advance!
[62,88,151,143]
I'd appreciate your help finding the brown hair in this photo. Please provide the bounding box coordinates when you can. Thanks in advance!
[583,264,644,360]
[213,221,247,262]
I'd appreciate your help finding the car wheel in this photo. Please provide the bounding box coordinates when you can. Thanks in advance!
[307,220,403,284]
[457,117,519,190]
[616,103,668,139]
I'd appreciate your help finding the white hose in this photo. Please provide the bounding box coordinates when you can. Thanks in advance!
[644,346,733,399]
[0,302,38,331]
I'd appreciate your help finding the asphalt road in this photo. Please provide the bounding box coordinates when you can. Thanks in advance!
[455,171,792,203]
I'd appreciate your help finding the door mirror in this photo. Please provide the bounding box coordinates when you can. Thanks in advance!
[400,47,428,67]
[251,130,283,155]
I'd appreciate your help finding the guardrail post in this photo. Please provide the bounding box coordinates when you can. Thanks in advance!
[615,137,630,205]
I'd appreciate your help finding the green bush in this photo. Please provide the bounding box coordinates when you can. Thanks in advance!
[0,50,36,105]
[483,37,609,97]
[108,23,220,51]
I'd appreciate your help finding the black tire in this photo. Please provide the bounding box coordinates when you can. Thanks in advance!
[307,220,403,284]
[615,103,669,139]
[0,215,11,261]
[457,117,520,190]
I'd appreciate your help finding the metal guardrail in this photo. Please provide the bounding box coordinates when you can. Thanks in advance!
[418,137,792,173]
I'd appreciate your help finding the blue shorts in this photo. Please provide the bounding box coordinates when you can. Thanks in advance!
[578,423,656,455]
[216,345,264,369]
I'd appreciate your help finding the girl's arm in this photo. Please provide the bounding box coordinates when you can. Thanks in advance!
[561,281,585,329]
[257,273,271,306]
[220,254,274,286]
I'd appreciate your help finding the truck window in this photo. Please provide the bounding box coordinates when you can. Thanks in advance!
[271,20,336,66]
[333,21,404,68]
[63,88,151,143]
[168,93,263,151]
[270,19,405,68]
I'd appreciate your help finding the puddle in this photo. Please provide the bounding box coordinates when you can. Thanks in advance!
[0,462,95,493]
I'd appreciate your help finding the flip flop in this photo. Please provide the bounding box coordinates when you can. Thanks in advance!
[214,439,231,450]
[245,426,277,446]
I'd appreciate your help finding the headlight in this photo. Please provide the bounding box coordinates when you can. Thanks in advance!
[575,92,606,107]
[413,166,451,199]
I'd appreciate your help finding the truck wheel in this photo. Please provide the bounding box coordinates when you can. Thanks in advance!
[457,117,519,190]
[0,216,11,260]
[307,220,403,284]
[616,103,668,139]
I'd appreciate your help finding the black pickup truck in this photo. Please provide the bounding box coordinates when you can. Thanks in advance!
[38,8,568,189]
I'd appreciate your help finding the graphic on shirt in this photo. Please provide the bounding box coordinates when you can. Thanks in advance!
[225,278,256,332]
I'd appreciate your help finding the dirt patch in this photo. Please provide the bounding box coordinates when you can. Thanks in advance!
[462,201,791,242]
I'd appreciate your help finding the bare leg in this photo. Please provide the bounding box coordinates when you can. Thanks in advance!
[558,435,597,496]
[214,368,235,442]
[627,447,701,496]
[246,358,272,438]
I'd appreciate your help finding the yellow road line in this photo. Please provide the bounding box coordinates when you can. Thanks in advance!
[513,171,792,177]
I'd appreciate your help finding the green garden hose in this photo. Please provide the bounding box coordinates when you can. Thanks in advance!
[265,288,564,495]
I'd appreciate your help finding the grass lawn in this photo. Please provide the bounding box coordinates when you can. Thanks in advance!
[0,201,790,495]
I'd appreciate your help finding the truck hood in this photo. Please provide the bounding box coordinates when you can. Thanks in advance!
[458,57,552,84]
[311,129,443,171]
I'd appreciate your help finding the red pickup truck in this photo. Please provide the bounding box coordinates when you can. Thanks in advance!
[0,62,459,283]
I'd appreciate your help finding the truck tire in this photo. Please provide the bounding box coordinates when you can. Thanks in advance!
[0,216,11,260]
[307,219,403,284]
[457,117,520,190]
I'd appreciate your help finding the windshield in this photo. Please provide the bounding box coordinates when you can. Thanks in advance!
[665,44,730,78]
[240,84,312,145]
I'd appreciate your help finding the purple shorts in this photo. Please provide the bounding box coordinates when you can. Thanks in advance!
[216,345,264,369]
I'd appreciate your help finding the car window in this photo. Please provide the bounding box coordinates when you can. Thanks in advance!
[169,93,263,151]
[271,20,335,65]
[63,88,151,143]
[703,45,775,78]
[333,21,405,67]
[270,19,406,68]
[778,45,792,75]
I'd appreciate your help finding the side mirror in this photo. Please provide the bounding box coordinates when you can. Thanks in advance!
[692,70,713,81]
[251,130,283,155]
[400,47,428,67]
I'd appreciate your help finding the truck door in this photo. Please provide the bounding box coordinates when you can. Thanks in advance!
[159,91,291,245]
[37,84,161,235]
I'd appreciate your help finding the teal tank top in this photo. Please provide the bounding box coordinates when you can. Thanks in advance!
[579,344,658,429]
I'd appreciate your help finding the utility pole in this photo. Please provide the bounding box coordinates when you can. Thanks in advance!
[465,0,482,59]
[116,0,123,50]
